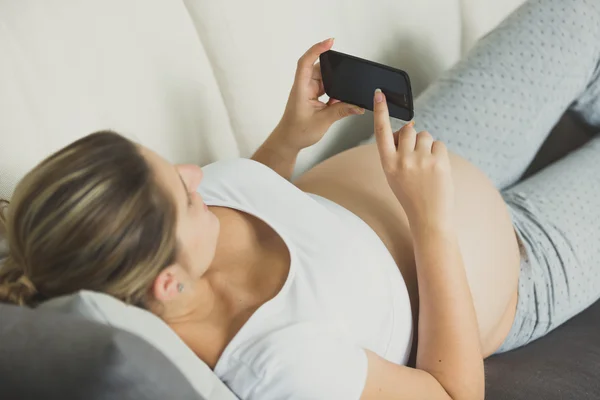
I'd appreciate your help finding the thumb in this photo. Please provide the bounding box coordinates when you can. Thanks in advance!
[321,102,365,124]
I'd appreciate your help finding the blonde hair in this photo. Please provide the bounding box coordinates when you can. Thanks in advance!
[0,131,178,307]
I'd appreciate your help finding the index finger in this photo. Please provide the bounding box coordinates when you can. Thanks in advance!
[373,89,395,163]
[295,38,334,83]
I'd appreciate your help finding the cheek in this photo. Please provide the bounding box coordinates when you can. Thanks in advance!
[179,231,207,278]
[177,213,209,274]
[189,209,212,271]
[191,222,205,251]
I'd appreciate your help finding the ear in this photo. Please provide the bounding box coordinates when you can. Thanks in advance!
[152,265,182,302]
[176,164,203,191]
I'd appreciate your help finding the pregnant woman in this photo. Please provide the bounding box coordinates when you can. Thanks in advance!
[1,0,599,398]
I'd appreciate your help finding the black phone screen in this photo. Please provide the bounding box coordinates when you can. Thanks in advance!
[320,50,414,121]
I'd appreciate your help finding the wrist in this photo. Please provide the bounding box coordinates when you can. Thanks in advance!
[409,215,455,239]
[269,124,303,154]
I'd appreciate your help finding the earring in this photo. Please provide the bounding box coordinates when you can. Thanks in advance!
[177,283,184,293]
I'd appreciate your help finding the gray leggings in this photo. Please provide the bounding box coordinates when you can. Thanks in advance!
[362,0,600,353]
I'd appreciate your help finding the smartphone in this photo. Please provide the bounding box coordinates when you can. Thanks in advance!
[319,49,414,121]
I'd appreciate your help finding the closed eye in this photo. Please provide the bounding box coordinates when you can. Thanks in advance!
[178,174,193,207]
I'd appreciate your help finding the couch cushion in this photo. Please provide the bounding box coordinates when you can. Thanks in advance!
[485,299,600,400]
[0,0,239,200]
[0,303,204,400]
[459,0,526,53]
[183,0,464,178]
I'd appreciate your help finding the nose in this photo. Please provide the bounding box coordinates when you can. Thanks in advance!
[193,167,203,189]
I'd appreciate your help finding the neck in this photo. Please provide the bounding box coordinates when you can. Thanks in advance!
[163,252,273,369]
[161,206,278,367]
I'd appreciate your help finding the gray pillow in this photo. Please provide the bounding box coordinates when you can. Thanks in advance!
[0,303,204,400]
[38,290,237,399]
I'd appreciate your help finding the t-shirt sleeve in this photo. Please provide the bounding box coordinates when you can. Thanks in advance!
[198,158,290,206]
[244,333,369,400]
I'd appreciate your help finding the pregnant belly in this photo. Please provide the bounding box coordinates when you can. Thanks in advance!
[293,142,521,357]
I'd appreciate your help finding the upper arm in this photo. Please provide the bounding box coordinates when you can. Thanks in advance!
[361,349,454,400]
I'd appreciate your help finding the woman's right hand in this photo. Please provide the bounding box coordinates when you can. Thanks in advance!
[372,89,455,230]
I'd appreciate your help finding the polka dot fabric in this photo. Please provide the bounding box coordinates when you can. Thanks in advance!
[363,0,600,353]
[497,137,600,353]
[403,0,600,190]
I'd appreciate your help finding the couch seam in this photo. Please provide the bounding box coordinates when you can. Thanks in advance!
[457,0,468,55]
[180,0,241,157]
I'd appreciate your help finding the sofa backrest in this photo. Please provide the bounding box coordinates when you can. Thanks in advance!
[0,0,528,199]
[182,0,465,177]
[0,0,238,200]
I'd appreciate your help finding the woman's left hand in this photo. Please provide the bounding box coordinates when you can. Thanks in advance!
[272,38,365,151]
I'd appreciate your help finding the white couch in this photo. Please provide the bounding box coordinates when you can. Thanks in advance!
[0,0,528,199]
[0,0,528,398]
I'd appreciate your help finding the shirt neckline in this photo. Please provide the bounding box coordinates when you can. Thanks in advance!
[209,200,296,376]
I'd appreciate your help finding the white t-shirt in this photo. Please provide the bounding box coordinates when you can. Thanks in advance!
[197,158,413,400]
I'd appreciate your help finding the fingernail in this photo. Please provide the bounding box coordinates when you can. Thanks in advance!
[322,37,334,44]
[351,107,364,115]
[374,88,383,104]
[405,120,415,128]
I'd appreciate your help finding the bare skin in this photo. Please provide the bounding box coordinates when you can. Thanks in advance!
[293,142,521,358]
[161,141,521,368]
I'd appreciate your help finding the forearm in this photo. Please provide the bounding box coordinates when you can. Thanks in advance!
[412,221,484,400]
[250,128,300,182]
